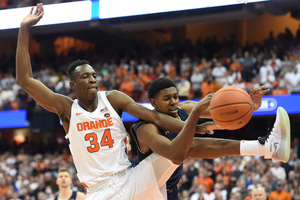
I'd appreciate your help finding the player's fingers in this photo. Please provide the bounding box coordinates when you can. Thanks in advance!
[30,6,34,14]
[261,89,270,95]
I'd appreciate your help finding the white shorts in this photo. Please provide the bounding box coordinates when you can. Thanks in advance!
[86,153,179,200]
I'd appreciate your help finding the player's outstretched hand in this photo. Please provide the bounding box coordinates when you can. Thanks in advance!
[250,86,270,111]
[195,93,214,112]
[196,121,222,135]
[21,3,44,29]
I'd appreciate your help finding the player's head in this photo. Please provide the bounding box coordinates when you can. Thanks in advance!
[67,59,98,98]
[148,77,179,117]
[66,59,90,80]
[56,168,72,189]
[251,187,267,200]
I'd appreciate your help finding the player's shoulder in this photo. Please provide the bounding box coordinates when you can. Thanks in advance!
[56,93,73,117]
[106,90,131,102]
[76,191,86,200]
[137,122,158,133]
[106,89,124,96]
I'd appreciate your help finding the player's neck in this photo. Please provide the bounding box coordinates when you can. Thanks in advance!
[78,96,98,112]
[58,187,73,200]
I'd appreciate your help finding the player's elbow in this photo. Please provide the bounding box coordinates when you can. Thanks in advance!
[16,76,26,87]
[16,78,26,88]
[171,153,185,165]
[16,76,30,89]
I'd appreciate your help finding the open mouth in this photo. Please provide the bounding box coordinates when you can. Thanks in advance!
[170,107,178,114]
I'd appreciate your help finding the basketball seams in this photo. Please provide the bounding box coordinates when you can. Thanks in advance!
[211,89,251,103]
[211,109,253,122]
[210,102,252,111]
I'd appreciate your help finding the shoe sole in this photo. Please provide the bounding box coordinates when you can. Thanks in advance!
[273,106,290,163]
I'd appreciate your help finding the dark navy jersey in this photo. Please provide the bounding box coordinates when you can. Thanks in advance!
[54,191,77,200]
[131,108,189,200]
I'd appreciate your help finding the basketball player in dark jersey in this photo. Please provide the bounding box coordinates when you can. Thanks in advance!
[131,77,290,200]
[54,169,86,200]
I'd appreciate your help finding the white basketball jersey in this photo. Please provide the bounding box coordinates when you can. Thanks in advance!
[66,91,131,188]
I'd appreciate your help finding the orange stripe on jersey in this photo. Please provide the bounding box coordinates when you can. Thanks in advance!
[77,117,114,131]
[81,182,88,188]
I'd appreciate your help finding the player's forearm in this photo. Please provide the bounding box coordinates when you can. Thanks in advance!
[154,112,186,133]
[169,107,201,163]
[16,25,33,87]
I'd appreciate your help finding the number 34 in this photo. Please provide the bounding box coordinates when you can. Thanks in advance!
[85,129,114,153]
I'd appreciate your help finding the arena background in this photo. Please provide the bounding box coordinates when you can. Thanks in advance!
[0,0,300,199]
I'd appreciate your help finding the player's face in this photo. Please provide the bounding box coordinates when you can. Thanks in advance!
[252,188,267,200]
[70,64,98,99]
[151,87,179,117]
[56,172,72,188]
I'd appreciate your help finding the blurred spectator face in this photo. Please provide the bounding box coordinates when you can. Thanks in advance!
[252,187,267,200]
[276,183,283,192]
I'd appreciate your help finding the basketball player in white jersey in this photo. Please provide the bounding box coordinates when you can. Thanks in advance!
[16,4,217,199]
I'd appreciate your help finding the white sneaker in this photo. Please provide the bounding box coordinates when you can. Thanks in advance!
[258,107,290,163]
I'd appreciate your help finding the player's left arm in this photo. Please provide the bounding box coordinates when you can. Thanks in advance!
[250,86,270,111]
[107,90,186,133]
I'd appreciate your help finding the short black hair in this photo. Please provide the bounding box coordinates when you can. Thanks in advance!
[147,77,177,99]
[66,59,89,80]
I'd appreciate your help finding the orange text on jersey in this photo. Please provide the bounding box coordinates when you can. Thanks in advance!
[77,117,114,131]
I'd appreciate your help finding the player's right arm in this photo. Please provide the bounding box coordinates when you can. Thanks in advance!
[16,4,71,117]
[136,94,214,164]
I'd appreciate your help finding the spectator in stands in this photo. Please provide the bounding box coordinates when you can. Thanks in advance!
[229,58,242,74]
[118,74,134,97]
[284,65,299,94]
[268,182,292,200]
[190,66,204,99]
[240,51,256,82]
[132,76,144,102]
[270,161,287,181]
[55,74,71,95]
[224,65,242,87]
[190,184,206,200]
[0,85,16,110]
[176,71,191,100]
[200,76,215,98]
[251,187,267,200]
[211,60,227,86]
[197,167,215,195]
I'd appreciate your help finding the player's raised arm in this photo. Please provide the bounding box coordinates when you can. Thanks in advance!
[16,3,70,115]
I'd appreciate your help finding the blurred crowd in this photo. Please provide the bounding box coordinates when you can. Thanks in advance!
[1,26,300,111]
[0,0,82,9]
[0,135,300,200]
[177,142,300,200]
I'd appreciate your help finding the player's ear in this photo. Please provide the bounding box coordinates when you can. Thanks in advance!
[150,98,157,109]
[70,81,75,89]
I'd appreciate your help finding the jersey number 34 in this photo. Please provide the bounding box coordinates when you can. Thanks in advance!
[85,129,114,153]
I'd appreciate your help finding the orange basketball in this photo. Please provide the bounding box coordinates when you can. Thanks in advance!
[209,86,253,130]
